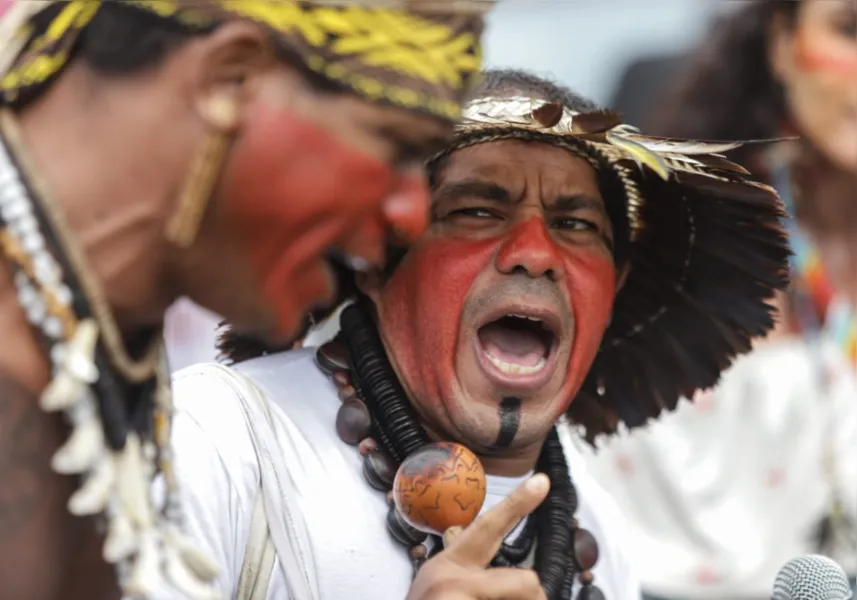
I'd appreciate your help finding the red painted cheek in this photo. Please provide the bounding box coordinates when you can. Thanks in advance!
[379,236,499,409]
[221,102,394,335]
[560,251,616,399]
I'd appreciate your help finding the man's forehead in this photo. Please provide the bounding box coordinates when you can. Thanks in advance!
[436,140,601,187]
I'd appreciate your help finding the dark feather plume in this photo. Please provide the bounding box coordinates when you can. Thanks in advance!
[531,102,564,128]
[571,166,789,443]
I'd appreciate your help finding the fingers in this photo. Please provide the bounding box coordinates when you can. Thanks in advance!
[474,568,548,600]
[444,473,550,568]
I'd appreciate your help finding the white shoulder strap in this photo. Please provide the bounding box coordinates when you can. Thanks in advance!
[236,492,276,600]
[204,364,320,600]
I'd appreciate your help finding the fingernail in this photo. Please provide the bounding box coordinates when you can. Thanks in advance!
[443,526,463,546]
[525,473,550,494]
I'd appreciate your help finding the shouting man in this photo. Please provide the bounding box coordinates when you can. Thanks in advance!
[0,2,488,599]
[168,69,790,600]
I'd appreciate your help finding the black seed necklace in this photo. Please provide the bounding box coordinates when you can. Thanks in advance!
[316,302,607,600]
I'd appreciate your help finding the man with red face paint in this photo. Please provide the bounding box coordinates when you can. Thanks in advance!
[0,2,489,599]
[168,68,790,600]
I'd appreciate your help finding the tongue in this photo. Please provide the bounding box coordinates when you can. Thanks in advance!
[478,321,547,367]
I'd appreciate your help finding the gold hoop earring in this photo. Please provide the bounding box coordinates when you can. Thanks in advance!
[165,97,237,248]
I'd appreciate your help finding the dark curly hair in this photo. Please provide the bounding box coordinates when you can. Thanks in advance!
[649,1,799,167]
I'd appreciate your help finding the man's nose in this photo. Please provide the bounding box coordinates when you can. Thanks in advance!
[381,173,430,244]
[495,216,563,280]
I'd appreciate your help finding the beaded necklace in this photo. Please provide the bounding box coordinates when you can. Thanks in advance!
[0,110,217,599]
[315,302,608,600]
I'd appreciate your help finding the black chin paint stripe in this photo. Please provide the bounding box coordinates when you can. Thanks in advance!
[493,396,522,449]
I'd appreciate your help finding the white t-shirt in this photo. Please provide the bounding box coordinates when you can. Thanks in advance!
[165,348,641,600]
[163,298,222,372]
[582,340,857,599]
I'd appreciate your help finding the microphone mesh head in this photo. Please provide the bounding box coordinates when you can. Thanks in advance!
[773,555,853,600]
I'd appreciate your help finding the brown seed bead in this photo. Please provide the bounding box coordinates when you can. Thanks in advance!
[359,438,377,456]
[363,449,396,491]
[338,385,357,403]
[316,341,349,373]
[336,401,371,446]
[579,571,594,585]
[409,544,429,577]
[578,585,605,600]
[393,442,486,536]
[333,371,351,389]
[573,528,600,571]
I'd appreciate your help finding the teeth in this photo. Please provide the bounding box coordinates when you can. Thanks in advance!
[509,314,543,323]
[485,352,547,376]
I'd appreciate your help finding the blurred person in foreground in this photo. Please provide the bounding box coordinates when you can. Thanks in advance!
[0,1,488,599]
[583,1,857,599]
[165,68,789,600]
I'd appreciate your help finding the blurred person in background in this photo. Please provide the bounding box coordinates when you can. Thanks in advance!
[583,1,857,599]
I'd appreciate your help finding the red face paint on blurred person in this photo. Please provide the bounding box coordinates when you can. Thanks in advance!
[221,101,398,336]
[382,174,430,244]
[796,27,857,74]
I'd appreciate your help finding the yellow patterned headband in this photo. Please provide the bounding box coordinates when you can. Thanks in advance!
[0,0,490,121]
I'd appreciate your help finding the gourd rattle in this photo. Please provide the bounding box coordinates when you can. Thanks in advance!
[392,442,487,542]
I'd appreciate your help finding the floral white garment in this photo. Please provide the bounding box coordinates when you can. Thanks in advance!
[578,339,857,600]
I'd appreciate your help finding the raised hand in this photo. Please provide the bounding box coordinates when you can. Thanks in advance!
[405,474,551,600]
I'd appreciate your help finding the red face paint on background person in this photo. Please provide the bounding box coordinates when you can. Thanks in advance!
[796,25,857,75]
[371,141,620,468]
[220,99,429,337]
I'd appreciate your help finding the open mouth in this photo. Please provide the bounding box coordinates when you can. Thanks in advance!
[474,309,562,391]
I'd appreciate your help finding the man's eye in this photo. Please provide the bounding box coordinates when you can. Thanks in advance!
[552,217,599,231]
[449,208,496,219]
[836,22,857,39]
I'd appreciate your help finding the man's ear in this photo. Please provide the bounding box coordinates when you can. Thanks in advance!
[615,262,631,292]
[189,20,280,134]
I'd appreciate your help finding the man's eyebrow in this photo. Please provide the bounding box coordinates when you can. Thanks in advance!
[552,194,609,216]
[433,179,512,205]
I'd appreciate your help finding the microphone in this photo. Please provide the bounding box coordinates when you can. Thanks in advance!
[772,555,854,600]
